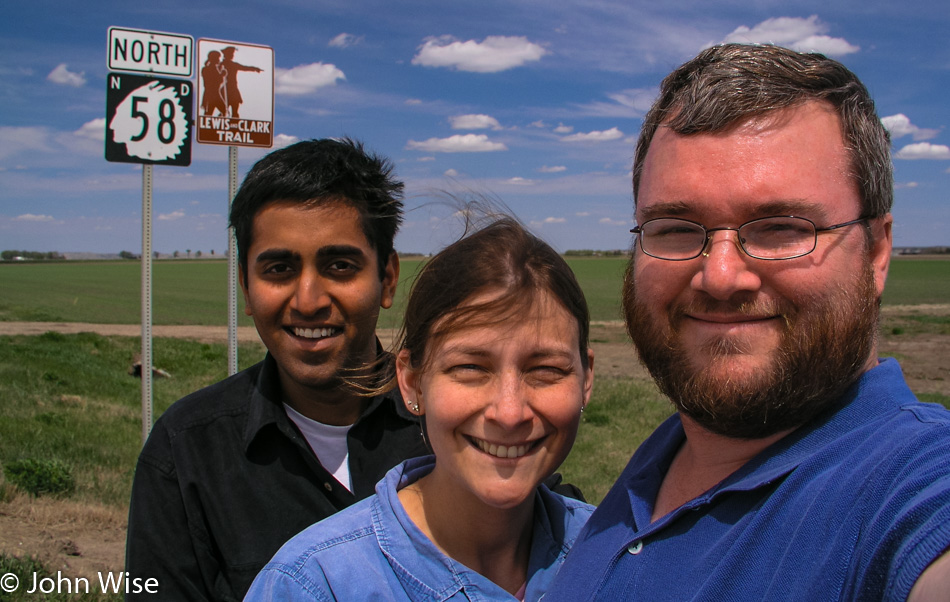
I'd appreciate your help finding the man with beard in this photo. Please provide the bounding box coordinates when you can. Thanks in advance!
[547,44,950,601]
[125,139,429,601]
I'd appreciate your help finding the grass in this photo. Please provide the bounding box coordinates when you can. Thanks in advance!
[561,377,673,503]
[0,332,265,507]
[3,256,945,327]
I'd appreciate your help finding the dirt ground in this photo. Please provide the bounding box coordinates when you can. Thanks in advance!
[0,309,947,581]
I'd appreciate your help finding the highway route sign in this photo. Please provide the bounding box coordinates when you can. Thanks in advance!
[105,72,193,166]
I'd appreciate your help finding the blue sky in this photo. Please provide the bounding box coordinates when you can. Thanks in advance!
[2,0,948,255]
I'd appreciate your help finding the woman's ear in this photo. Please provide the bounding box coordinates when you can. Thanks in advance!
[396,349,423,415]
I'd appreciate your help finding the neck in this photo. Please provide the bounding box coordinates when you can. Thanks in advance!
[398,473,534,595]
[280,377,369,426]
[651,414,792,522]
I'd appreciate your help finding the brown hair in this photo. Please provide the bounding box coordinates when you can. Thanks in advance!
[399,216,590,372]
[633,43,893,218]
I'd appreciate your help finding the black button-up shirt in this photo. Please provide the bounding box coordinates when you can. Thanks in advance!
[125,352,427,601]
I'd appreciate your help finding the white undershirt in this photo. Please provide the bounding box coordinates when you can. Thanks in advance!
[283,403,353,492]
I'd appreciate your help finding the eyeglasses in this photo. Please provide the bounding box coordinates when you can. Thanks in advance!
[629,216,869,261]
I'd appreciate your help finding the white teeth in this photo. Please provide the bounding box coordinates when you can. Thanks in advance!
[294,327,337,339]
[475,438,529,459]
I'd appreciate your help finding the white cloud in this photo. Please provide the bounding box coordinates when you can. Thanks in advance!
[543,216,566,223]
[577,88,656,118]
[881,114,940,141]
[15,214,55,222]
[576,212,590,217]
[47,63,86,87]
[539,165,567,173]
[449,114,502,130]
[444,168,459,177]
[405,98,423,105]
[406,134,507,153]
[895,182,919,189]
[599,217,629,226]
[553,123,573,134]
[328,33,363,48]
[272,134,300,149]
[562,127,624,142]
[507,177,536,186]
[0,126,54,159]
[412,35,547,73]
[895,142,950,160]
[722,16,859,56]
[158,210,186,221]
[74,118,105,141]
[275,63,345,95]
[529,120,547,128]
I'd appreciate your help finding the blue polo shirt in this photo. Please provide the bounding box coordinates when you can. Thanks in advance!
[246,455,594,601]
[545,359,950,601]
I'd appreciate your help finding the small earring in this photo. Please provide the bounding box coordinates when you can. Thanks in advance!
[701,251,710,258]
[580,404,586,415]
[408,400,420,413]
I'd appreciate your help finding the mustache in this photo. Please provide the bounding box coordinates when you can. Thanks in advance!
[670,297,794,323]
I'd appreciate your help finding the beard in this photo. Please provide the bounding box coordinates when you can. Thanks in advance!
[622,256,880,440]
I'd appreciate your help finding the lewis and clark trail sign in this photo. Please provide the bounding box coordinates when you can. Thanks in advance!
[196,38,274,148]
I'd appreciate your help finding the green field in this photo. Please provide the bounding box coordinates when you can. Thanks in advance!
[1,256,947,327]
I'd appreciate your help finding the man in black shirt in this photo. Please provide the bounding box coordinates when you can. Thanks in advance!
[125,139,428,601]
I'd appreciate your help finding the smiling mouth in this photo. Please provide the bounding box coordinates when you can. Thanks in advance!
[292,326,342,340]
[471,437,537,459]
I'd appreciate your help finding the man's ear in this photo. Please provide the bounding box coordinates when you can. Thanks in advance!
[239,265,253,316]
[380,251,400,310]
[869,214,893,299]
[395,349,422,414]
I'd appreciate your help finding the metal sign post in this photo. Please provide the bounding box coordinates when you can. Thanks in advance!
[228,146,239,376]
[196,38,274,375]
[141,165,154,443]
[106,26,194,443]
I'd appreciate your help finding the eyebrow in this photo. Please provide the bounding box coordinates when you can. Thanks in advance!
[316,245,366,260]
[254,248,298,263]
[440,345,575,361]
[637,199,831,223]
[253,245,366,264]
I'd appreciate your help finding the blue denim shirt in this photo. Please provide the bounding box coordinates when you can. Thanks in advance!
[245,455,594,601]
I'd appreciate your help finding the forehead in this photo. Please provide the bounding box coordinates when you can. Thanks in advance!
[431,289,580,353]
[248,200,373,255]
[638,102,859,221]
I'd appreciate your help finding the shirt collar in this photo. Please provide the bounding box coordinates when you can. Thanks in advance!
[243,345,415,453]
[629,358,914,531]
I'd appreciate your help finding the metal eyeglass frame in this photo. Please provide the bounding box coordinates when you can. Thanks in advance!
[629,215,869,261]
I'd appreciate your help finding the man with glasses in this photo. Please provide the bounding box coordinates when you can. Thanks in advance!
[549,44,950,601]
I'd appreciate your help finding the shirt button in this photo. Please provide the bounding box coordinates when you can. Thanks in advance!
[627,541,643,555]
[324,482,333,492]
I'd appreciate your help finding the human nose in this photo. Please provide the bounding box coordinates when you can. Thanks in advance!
[484,372,533,429]
[291,269,331,315]
[691,230,762,300]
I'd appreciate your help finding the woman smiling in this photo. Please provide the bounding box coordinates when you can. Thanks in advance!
[245,217,595,601]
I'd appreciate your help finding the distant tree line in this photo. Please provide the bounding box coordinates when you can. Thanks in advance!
[564,249,629,257]
[1,250,65,261]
